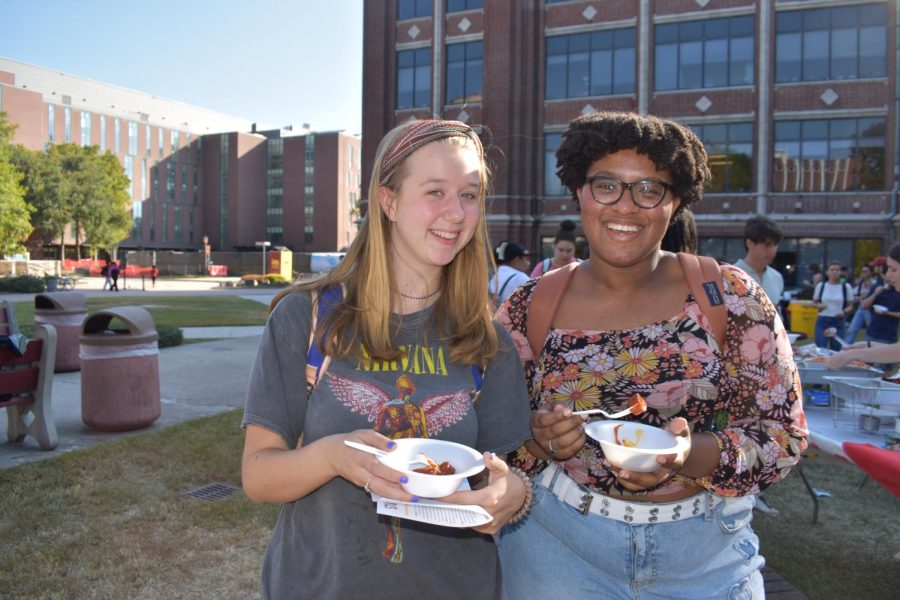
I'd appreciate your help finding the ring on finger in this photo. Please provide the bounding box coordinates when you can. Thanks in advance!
[363,476,374,494]
[547,438,557,459]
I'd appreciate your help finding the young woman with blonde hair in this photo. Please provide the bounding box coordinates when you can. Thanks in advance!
[242,119,532,599]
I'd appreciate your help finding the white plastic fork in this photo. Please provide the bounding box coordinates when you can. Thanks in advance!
[343,440,429,468]
[571,406,638,418]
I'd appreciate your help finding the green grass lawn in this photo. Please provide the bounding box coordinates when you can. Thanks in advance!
[1,409,896,598]
[14,296,268,331]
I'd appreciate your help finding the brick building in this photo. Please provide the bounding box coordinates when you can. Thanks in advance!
[0,57,360,256]
[362,0,898,286]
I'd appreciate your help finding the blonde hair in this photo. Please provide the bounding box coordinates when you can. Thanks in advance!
[273,119,498,367]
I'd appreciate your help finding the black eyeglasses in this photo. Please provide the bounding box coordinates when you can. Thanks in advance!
[584,175,673,209]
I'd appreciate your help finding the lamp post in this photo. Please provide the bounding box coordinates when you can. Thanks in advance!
[255,241,271,277]
[202,234,210,275]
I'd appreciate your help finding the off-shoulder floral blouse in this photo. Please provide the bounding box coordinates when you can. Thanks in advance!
[497,264,808,499]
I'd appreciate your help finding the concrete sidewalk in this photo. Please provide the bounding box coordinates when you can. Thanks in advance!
[0,333,261,469]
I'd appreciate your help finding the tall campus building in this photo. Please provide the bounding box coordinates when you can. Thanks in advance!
[363,0,898,286]
[0,57,361,256]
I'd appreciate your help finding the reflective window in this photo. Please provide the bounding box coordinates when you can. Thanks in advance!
[690,123,753,192]
[64,107,71,143]
[448,0,483,12]
[773,117,885,191]
[398,0,431,20]
[775,4,887,83]
[128,121,138,155]
[114,118,120,153]
[655,16,753,91]
[397,48,432,109]
[544,133,568,196]
[48,105,55,143]
[546,28,635,99]
[146,124,151,155]
[446,41,483,104]
[80,111,91,146]
[99,116,106,150]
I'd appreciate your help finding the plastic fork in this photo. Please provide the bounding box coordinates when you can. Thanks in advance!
[573,394,647,418]
[343,440,428,468]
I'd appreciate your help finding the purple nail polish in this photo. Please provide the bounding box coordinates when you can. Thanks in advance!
[386,441,396,449]
[400,475,409,484]
[411,496,420,503]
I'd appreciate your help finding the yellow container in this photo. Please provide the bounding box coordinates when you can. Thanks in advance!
[788,302,818,338]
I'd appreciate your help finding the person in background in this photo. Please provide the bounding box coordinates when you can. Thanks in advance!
[150,265,159,289]
[660,208,698,254]
[812,262,853,350]
[490,241,532,305]
[829,245,900,372]
[241,119,532,599]
[845,263,878,343]
[109,261,120,292]
[101,260,112,291]
[734,216,784,312]
[530,219,581,277]
[497,111,806,599]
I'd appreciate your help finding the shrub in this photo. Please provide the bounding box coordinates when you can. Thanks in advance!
[156,324,184,348]
[0,275,46,293]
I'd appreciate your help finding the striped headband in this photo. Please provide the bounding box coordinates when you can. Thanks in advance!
[379,119,484,186]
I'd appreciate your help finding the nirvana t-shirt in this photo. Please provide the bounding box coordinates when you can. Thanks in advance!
[243,291,531,600]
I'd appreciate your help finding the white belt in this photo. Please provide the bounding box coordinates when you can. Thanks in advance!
[539,464,723,524]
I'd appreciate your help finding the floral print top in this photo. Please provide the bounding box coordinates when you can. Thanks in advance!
[497,264,808,499]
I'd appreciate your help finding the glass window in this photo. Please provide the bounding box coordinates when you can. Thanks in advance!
[546,28,636,99]
[397,48,432,109]
[654,16,754,91]
[447,0,482,12]
[128,121,138,155]
[775,4,887,83]
[398,0,431,20]
[544,133,568,196]
[48,105,55,143]
[64,107,71,143]
[145,124,151,155]
[691,122,753,193]
[80,111,91,146]
[99,116,106,151]
[114,118,120,153]
[446,41,483,104]
[772,117,885,192]
[158,128,164,158]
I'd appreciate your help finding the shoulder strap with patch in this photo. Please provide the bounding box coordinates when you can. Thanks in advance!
[526,262,579,359]
[677,252,726,350]
[305,285,344,390]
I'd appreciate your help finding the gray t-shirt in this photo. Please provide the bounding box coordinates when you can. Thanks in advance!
[243,291,532,599]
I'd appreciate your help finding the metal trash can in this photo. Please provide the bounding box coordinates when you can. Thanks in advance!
[79,306,160,432]
[34,292,87,372]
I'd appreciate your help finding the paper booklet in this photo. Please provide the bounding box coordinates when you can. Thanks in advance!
[370,482,492,528]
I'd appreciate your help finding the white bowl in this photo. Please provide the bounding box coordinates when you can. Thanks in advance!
[873,304,888,314]
[787,333,801,345]
[376,438,485,498]
[584,420,689,473]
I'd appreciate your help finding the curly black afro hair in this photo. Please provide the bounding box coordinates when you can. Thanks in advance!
[556,112,712,214]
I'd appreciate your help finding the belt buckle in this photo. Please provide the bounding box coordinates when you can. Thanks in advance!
[577,484,593,516]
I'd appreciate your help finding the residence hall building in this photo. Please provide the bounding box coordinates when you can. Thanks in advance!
[363,0,898,286]
[0,57,361,256]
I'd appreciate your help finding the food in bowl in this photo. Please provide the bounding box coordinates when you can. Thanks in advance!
[413,453,457,475]
[376,438,484,498]
[584,420,689,473]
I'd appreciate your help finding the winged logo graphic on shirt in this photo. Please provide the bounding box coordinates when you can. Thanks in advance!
[327,373,470,438]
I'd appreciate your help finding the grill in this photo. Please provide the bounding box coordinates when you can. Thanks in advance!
[184,482,239,501]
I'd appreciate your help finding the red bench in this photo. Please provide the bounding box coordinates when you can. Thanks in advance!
[1,300,58,451]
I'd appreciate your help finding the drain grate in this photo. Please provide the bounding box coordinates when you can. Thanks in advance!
[184,482,240,502]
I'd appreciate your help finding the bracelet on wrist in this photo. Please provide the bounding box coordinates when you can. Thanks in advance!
[506,467,533,525]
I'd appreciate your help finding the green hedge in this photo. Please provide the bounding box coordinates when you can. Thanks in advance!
[156,324,184,348]
[0,275,46,293]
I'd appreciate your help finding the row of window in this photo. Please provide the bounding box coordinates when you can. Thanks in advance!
[398,0,483,20]
[397,4,887,108]
[544,117,886,195]
[47,105,192,159]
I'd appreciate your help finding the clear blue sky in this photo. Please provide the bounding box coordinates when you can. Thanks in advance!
[1,0,364,134]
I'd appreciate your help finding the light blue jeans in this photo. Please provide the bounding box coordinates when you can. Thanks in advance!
[845,308,872,344]
[498,481,764,599]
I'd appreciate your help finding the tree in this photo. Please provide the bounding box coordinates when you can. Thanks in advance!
[82,151,132,256]
[0,112,34,257]
[11,145,67,258]
[0,160,34,257]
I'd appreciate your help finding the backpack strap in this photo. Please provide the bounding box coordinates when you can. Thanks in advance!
[677,252,726,350]
[306,285,344,390]
[526,262,579,359]
[814,282,824,303]
[497,273,517,301]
